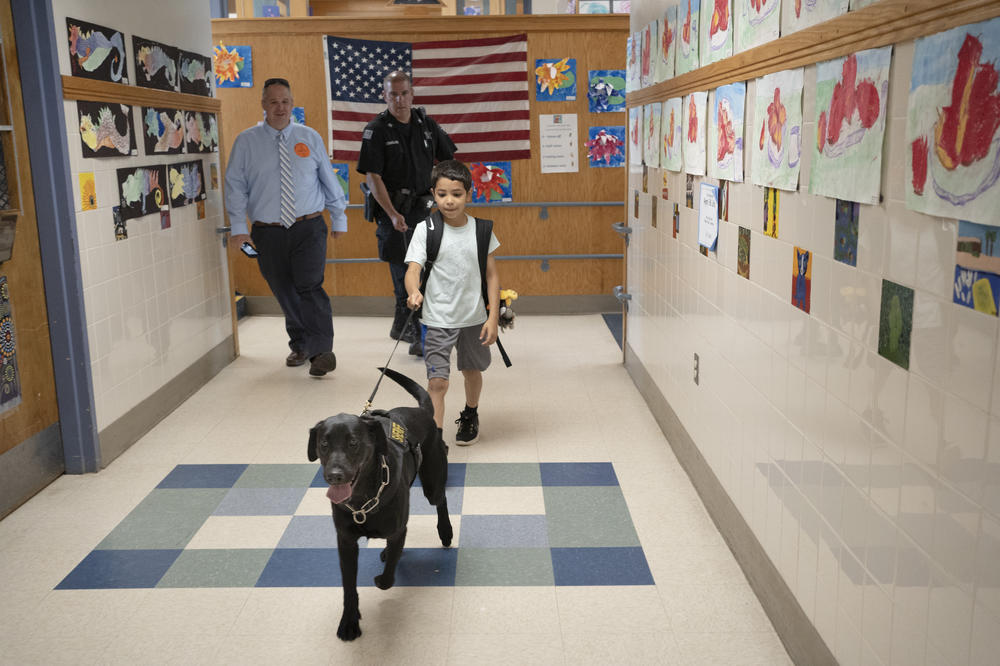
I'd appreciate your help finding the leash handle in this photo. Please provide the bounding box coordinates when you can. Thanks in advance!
[363,307,417,414]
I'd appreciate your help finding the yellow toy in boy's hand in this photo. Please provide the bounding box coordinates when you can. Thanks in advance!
[499,289,518,330]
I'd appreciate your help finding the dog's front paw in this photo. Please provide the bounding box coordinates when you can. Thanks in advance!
[337,611,362,641]
[374,573,395,590]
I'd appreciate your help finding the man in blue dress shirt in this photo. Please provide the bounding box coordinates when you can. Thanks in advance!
[225,77,347,377]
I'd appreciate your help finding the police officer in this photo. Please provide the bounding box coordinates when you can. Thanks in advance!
[357,70,456,354]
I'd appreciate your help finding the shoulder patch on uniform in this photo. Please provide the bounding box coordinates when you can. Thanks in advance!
[362,129,373,140]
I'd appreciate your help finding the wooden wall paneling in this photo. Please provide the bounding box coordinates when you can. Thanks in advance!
[212,15,629,302]
[628,0,1000,107]
[0,0,58,452]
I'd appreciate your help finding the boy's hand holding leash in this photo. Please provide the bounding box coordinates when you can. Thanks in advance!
[407,290,423,310]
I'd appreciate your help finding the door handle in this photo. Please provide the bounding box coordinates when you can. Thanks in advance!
[611,221,633,245]
[613,285,632,309]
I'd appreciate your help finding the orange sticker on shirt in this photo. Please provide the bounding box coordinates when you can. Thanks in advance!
[294,142,310,157]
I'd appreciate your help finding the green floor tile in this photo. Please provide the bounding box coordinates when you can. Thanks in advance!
[157,549,274,587]
[97,489,229,550]
[235,464,319,488]
[543,486,641,548]
[464,463,541,486]
[455,547,554,586]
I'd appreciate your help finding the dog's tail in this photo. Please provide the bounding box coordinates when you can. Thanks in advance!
[378,367,433,416]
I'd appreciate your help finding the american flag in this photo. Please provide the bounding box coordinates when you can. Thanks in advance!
[326,33,530,162]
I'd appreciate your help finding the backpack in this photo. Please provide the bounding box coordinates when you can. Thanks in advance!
[419,210,512,367]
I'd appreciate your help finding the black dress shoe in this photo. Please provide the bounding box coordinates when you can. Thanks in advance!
[309,351,337,376]
[286,350,308,367]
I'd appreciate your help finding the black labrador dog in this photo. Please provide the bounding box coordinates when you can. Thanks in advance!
[307,367,453,641]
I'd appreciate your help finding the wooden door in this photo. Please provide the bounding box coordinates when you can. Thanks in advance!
[0,0,61,514]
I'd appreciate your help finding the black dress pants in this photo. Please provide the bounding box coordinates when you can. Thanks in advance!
[251,215,333,358]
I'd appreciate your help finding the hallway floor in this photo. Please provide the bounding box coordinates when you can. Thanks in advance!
[0,315,790,665]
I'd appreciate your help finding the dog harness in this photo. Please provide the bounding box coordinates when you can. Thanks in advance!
[342,415,421,525]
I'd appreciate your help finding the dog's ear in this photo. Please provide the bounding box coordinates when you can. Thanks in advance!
[307,424,319,461]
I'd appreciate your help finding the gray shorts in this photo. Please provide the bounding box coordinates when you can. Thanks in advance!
[424,324,492,380]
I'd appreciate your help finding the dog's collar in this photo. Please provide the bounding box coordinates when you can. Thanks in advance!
[342,455,390,525]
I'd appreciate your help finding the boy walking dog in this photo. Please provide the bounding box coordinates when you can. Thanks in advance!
[404,160,501,446]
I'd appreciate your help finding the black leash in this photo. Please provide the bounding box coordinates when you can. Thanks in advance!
[362,306,417,415]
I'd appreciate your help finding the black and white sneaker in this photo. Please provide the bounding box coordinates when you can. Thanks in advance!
[454,407,479,446]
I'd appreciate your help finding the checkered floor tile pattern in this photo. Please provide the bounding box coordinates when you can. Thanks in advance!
[57,462,653,590]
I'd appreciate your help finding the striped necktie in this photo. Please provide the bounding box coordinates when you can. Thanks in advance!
[278,130,295,227]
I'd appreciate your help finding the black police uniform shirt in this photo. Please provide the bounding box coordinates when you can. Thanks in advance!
[356,108,457,196]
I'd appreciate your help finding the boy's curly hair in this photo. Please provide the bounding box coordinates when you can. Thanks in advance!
[431,159,472,193]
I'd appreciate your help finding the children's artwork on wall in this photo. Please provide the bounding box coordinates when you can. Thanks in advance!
[168,160,205,208]
[707,82,746,182]
[587,126,627,167]
[185,112,219,153]
[626,33,640,93]
[878,279,914,370]
[133,36,179,92]
[634,190,640,218]
[160,209,171,230]
[660,98,684,172]
[764,186,779,237]
[654,7,676,84]
[686,174,695,208]
[470,162,513,201]
[0,276,21,415]
[535,58,576,101]
[628,107,642,165]
[809,46,892,204]
[673,202,680,237]
[210,163,219,189]
[77,101,136,159]
[651,194,658,228]
[954,220,1000,315]
[642,165,648,193]
[292,107,306,124]
[735,0,779,54]
[676,0,701,76]
[330,162,349,196]
[197,200,206,220]
[662,170,670,199]
[701,0,733,66]
[66,18,127,84]
[116,164,167,221]
[906,17,1000,226]
[683,92,708,176]
[141,107,185,155]
[791,246,812,312]
[719,180,730,220]
[738,226,750,277]
[79,172,97,211]
[640,22,654,88]
[112,205,127,240]
[213,43,253,88]
[834,199,860,266]
[587,70,626,112]
[178,50,212,97]
[644,103,662,169]
[782,0,848,35]
[751,68,804,191]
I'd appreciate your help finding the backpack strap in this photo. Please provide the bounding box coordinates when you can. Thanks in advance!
[419,210,444,295]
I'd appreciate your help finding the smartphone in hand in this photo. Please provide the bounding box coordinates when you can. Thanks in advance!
[240,241,259,258]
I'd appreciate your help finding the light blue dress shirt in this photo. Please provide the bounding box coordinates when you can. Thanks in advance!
[224,121,347,236]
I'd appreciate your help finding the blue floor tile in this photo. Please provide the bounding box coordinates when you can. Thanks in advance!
[459,515,549,548]
[157,464,248,489]
[408,485,463,515]
[540,462,619,486]
[256,548,344,587]
[213,487,308,515]
[364,547,457,587]
[278,516,338,548]
[413,462,467,487]
[57,549,182,589]
[551,547,654,586]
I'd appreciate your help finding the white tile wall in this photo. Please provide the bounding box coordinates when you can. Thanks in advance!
[626,7,1000,664]
[55,1,231,432]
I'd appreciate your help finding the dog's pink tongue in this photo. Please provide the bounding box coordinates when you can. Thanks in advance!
[327,483,353,504]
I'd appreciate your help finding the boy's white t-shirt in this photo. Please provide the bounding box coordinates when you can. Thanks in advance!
[405,213,500,329]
